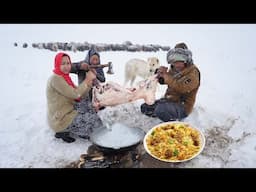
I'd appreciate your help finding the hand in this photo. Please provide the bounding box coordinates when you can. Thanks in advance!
[93,102,100,112]
[84,70,96,86]
[157,66,168,84]
[157,66,168,75]
[80,63,89,71]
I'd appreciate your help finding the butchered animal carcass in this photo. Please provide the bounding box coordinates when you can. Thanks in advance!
[92,75,158,109]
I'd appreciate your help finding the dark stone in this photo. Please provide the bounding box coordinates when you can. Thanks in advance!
[123,41,132,46]
[160,46,171,51]
[32,43,38,48]
[22,43,28,48]
[127,45,138,52]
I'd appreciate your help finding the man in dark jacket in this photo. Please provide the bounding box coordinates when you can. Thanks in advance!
[140,43,200,122]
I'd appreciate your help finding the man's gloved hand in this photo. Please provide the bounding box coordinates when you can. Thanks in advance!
[158,66,168,74]
[155,66,168,84]
[158,77,165,84]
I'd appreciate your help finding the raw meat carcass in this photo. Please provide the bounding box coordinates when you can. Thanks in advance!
[92,75,158,109]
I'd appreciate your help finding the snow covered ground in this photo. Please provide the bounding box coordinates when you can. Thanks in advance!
[1,24,256,168]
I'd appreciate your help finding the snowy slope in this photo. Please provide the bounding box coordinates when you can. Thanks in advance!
[0,24,256,168]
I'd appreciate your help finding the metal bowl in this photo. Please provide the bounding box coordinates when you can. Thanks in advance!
[90,123,145,152]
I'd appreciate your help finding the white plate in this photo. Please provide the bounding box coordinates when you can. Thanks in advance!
[143,121,205,163]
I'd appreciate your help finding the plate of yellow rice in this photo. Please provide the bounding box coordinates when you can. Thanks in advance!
[144,121,205,162]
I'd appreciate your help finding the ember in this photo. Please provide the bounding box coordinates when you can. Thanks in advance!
[72,144,142,168]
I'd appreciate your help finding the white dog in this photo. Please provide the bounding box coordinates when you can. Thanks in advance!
[124,57,160,87]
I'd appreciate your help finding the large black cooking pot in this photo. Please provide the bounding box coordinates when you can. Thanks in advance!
[89,123,145,154]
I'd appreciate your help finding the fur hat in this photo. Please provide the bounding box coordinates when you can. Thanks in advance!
[174,42,188,49]
[166,47,193,65]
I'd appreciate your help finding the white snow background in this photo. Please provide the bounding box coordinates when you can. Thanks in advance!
[0,24,256,168]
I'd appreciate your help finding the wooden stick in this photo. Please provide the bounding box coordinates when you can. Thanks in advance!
[88,64,109,69]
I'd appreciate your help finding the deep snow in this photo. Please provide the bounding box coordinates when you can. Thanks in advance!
[0,24,256,168]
